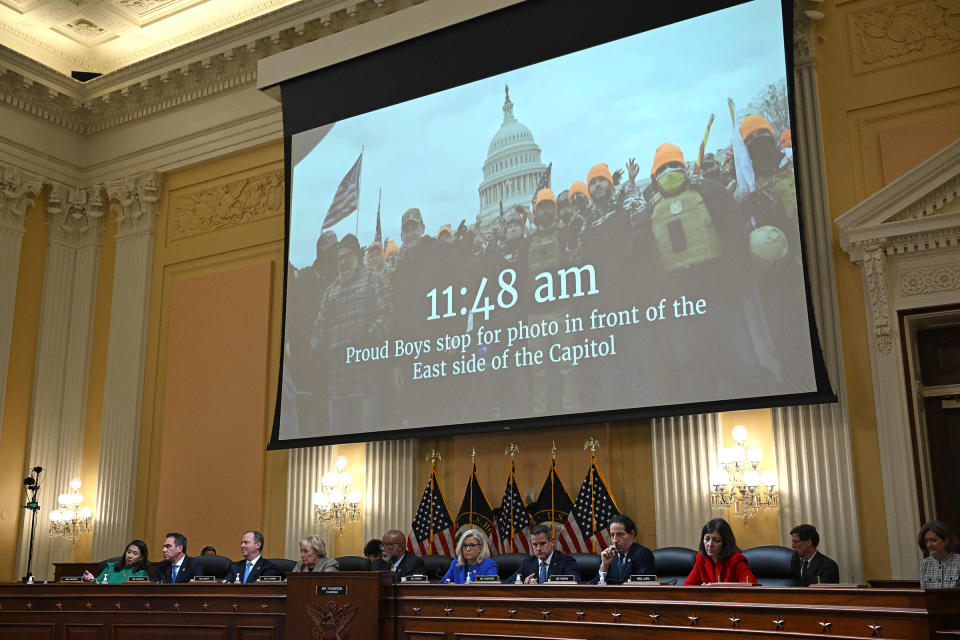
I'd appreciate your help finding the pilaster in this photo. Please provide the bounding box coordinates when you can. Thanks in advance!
[362,440,417,546]
[17,183,105,580]
[90,171,163,561]
[0,163,43,435]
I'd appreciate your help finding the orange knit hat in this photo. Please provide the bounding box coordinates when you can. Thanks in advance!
[569,181,589,199]
[778,128,792,150]
[650,143,685,178]
[587,163,613,186]
[739,114,775,142]
[534,188,556,207]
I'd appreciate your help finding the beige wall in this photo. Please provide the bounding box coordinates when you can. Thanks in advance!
[3,0,959,580]
[814,0,960,581]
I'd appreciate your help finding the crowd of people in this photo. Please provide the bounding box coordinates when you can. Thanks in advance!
[285,113,810,435]
[79,518,958,588]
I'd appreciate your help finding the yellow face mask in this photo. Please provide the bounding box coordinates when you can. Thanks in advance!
[657,167,686,194]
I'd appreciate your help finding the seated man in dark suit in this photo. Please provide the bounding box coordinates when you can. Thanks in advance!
[152,532,203,583]
[591,514,655,584]
[790,523,840,585]
[371,529,425,583]
[225,530,282,583]
[505,524,580,583]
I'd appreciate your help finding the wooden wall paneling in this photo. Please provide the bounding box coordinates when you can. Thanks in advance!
[0,625,55,639]
[63,626,102,640]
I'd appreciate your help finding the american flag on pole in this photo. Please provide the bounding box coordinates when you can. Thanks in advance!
[374,188,382,245]
[321,152,362,229]
[407,469,456,557]
[490,464,531,554]
[557,461,621,554]
[530,162,552,206]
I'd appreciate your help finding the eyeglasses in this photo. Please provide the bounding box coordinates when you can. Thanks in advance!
[461,543,480,549]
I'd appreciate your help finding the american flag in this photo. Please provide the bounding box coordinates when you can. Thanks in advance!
[322,151,362,229]
[558,462,621,554]
[374,188,382,245]
[530,162,552,207]
[491,467,531,554]
[407,470,456,557]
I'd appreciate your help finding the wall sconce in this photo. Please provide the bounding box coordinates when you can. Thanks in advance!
[710,425,780,521]
[48,478,92,543]
[312,455,361,533]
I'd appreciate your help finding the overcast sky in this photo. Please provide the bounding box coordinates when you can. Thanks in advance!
[289,0,788,268]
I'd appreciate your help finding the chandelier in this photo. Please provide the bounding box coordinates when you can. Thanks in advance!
[48,479,93,543]
[312,456,361,533]
[710,425,780,521]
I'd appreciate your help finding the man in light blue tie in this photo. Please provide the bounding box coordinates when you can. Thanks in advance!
[226,530,282,583]
[152,532,201,583]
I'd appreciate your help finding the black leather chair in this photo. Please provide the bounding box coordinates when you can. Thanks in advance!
[742,545,797,586]
[420,555,453,581]
[571,553,600,583]
[653,546,697,585]
[96,556,123,576]
[267,558,297,579]
[491,553,528,581]
[196,554,231,579]
[334,555,371,571]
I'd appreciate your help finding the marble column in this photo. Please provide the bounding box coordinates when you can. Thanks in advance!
[17,183,106,580]
[90,172,163,561]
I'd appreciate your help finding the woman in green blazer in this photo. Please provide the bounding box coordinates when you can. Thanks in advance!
[83,539,150,583]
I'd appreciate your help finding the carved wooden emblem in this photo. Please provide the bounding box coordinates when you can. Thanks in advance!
[868,621,883,637]
[114,602,122,610]
[172,602,181,611]
[306,600,358,640]
[612,611,622,622]
[730,616,741,628]
[688,615,699,626]
[773,617,784,631]
[56,602,63,611]
[820,619,832,633]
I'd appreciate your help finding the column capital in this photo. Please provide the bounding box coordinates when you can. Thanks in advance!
[107,170,164,237]
[0,164,44,233]
[47,183,107,247]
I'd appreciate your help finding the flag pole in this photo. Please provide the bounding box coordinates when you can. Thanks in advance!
[550,441,557,540]
[470,447,476,529]
[505,443,519,553]
[584,437,599,553]
[355,145,364,236]
[427,449,441,555]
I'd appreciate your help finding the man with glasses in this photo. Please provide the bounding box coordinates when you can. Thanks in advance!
[505,524,580,584]
[371,529,425,583]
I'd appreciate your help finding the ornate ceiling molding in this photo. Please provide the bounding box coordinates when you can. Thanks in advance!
[0,0,424,134]
[46,182,107,246]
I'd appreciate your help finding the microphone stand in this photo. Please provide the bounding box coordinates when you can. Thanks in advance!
[22,467,43,583]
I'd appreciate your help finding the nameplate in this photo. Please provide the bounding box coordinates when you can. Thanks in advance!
[191,575,216,582]
[547,575,576,582]
[60,576,83,582]
[318,585,347,596]
[628,575,658,583]
[473,575,499,582]
[128,576,149,582]
[257,575,283,582]
[401,574,427,582]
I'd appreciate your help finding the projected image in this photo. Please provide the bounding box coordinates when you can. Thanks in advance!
[281,0,816,439]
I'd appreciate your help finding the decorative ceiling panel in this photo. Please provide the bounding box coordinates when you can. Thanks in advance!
[0,0,306,75]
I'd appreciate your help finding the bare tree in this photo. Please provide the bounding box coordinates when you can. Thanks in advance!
[746,79,790,135]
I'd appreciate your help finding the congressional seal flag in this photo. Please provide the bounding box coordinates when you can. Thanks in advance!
[321,151,362,229]
[558,441,622,554]
[527,451,575,539]
[407,461,456,557]
[455,451,495,536]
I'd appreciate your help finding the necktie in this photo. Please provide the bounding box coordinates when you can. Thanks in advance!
[171,564,178,583]
[801,559,809,581]
[619,554,626,580]
[539,561,547,584]
[244,561,253,583]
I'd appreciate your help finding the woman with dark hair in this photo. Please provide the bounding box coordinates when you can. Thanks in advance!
[683,518,757,585]
[83,540,150,583]
[918,520,959,589]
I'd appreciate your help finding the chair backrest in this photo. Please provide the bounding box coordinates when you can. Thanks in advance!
[196,554,231,579]
[334,555,372,572]
[420,555,453,581]
[267,558,297,579]
[741,545,797,586]
[490,553,528,581]
[570,553,601,583]
[97,556,123,576]
[653,547,697,585]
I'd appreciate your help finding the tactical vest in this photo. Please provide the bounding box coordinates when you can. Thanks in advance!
[758,166,798,222]
[527,228,563,290]
[650,188,721,273]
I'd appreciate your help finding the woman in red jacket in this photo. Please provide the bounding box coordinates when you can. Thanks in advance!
[684,518,758,585]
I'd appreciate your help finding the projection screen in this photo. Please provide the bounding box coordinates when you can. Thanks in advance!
[269,0,835,448]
